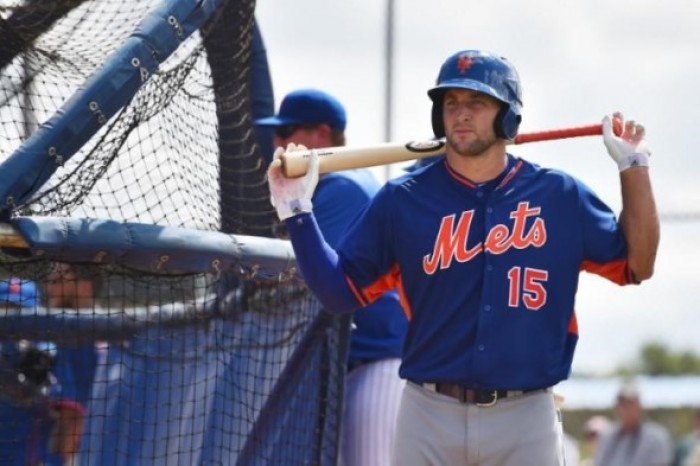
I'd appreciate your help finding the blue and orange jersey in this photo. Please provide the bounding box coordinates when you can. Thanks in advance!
[313,169,407,365]
[330,155,631,389]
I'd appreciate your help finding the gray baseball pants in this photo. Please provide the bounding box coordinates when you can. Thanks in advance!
[392,382,565,466]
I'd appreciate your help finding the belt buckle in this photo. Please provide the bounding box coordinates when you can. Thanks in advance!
[475,390,498,407]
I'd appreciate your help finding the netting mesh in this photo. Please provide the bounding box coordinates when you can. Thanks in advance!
[2,1,225,229]
[0,1,348,465]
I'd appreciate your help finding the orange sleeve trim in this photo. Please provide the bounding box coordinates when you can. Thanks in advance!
[361,263,400,303]
[345,276,368,307]
[567,311,579,335]
[581,258,631,285]
[352,263,415,319]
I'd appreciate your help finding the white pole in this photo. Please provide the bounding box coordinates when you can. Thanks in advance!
[383,0,395,181]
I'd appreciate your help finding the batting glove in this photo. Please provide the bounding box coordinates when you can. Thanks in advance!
[267,143,319,221]
[603,112,651,172]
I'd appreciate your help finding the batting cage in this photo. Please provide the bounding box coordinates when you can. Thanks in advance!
[0,1,350,465]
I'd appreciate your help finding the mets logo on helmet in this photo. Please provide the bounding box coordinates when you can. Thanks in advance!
[457,54,473,73]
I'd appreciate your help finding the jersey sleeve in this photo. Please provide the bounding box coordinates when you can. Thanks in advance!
[285,213,363,313]
[576,178,631,284]
[313,175,371,248]
[335,186,398,304]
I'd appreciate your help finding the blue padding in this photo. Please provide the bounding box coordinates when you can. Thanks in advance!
[0,0,226,214]
[0,300,217,341]
[11,216,296,276]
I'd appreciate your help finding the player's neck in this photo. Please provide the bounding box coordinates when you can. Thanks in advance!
[445,148,508,184]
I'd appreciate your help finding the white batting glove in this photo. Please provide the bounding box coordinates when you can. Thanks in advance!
[602,112,651,172]
[267,143,319,221]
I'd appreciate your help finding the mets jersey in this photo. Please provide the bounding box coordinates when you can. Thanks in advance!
[328,155,631,390]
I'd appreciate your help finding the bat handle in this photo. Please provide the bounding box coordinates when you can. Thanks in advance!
[513,115,623,144]
[279,153,307,178]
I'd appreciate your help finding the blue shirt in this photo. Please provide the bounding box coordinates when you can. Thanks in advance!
[0,342,96,466]
[313,169,407,365]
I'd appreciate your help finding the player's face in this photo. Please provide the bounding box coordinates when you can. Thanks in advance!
[44,263,92,308]
[442,89,501,157]
[273,124,329,150]
[45,263,73,307]
[614,397,643,429]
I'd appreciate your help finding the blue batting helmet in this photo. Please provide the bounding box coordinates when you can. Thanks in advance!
[0,277,39,308]
[428,50,523,140]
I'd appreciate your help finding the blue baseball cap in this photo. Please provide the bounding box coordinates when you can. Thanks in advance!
[255,89,347,131]
[0,277,39,308]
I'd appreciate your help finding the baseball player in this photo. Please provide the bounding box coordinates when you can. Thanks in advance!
[0,275,94,466]
[267,49,659,465]
[256,88,408,466]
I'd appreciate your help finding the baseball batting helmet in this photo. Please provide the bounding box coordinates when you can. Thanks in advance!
[428,50,523,140]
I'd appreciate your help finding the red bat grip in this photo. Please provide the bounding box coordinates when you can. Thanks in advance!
[513,116,623,145]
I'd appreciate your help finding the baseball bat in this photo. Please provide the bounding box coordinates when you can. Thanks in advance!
[279,118,623,178]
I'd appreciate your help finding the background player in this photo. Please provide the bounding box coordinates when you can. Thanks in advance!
[0,275,92,466]
[594,381,672,466]
[267,49,659,465]
[256,88,408,466]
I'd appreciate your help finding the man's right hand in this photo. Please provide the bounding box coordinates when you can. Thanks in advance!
[267,143,319,221]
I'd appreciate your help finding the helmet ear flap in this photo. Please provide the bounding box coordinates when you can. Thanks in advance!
[431,101,445,139]
[494,105,521,140]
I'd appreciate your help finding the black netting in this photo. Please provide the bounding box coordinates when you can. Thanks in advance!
[0,1,348,464]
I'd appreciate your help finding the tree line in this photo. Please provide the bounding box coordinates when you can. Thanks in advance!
[616,342,700,375]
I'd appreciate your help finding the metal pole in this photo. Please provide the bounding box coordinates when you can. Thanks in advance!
[383,0,395,181]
